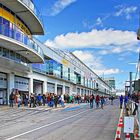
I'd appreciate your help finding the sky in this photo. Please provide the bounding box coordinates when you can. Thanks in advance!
[34,0,140,90]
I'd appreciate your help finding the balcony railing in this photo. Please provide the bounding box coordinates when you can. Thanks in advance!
[0,23,44,60]
[19,0,44,27]
[0,46,30,67]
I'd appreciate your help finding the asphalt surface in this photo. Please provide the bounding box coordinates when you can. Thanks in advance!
[0,100,120,140]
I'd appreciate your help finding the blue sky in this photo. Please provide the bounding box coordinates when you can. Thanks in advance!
[34,0,140,90]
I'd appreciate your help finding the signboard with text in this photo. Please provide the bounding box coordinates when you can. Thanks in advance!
[124,117,134,133]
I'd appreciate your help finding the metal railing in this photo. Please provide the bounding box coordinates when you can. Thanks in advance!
[19,0,44,27]
[127,100,140,137]
[0,23,44,60]
[0,46,30,67]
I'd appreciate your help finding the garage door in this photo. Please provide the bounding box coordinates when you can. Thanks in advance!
[15,76,29,91]
[0,73,7,89]
[47,82,55,93]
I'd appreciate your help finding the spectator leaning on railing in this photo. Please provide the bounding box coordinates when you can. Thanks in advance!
[132,92,139,115]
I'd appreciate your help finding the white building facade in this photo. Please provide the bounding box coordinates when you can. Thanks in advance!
[0,0,112,105]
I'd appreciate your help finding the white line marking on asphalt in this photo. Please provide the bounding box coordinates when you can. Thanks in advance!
[5,109,89,140]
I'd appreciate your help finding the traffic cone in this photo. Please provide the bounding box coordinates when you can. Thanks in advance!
[116,131,121,140]
[118,117,124,127]
[120,117,123,123]
[125,133,130,140]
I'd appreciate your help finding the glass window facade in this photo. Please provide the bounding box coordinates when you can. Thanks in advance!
[70,70,76,83]
[63,66,68,80]
[0,46,29,66]
[0,16,44,59]
[32,59,62,77]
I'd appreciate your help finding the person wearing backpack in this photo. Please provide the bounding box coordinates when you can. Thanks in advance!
[9,89,15,107]
[89,94,94,108]
[96,95,100,108]
[101,96,105,109]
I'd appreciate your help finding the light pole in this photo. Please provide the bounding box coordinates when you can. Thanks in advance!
[129,72,133,95]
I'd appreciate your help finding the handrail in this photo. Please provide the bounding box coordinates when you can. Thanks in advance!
[19,0,44,27]
[0,23,44,60]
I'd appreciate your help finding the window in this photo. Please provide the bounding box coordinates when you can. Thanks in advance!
[21,56,26,63]
[3,48,9,58]
[23,35,28,45]
[0,17,2,24]
[10,50,15,60]
[3,19,10,37]
[15,53,20,62]
[3,18,9,26]
[0,47,2,56]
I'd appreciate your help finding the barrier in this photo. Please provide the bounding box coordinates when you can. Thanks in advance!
[125,133,130,140]
[129,100,140,139]
[127,100,140,139]
[116,130,121,140]
[118,117,124,128]
[114,108,124,140]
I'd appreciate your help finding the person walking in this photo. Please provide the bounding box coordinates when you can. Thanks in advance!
[58,95,65,107]
[9,89,15,107]
[42,94,46,106]
[89,94,94,108]
[30,93,35,108]
[16,93,21,108]
[47,93,51,107]
[119,95,123,109]
[95,95,100,108]
[124,94,128,108]
[110,96,114,105]
[100,96,105,109]
[54,94,58,108]
[37,94,42,106]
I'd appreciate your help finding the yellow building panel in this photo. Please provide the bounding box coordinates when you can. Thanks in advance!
[62,59,69,66]
[0,7,31,35]
[15,18,31,35]
[0,8,3,17]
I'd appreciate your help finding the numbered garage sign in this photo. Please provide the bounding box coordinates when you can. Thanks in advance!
[124,117,134,133]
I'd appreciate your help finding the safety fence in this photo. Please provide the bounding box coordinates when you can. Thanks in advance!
[126,100,140,139]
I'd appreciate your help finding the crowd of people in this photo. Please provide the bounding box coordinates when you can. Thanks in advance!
[9,89,110,109]
[119,91,140,115]
[9,89,65,108]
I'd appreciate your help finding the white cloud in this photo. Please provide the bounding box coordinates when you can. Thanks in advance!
[73,50,102,69]
[115,5,137,19]
[82,20,93,29]
[45,29,138,51]
[48,0,77,16]
[73,50,121,75]
[95,17,103,26]
[94,68,121,75]
[98,42,139,55]
[82,17,104,29]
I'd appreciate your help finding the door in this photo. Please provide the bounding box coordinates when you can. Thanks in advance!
[33,80,43,95]
[0,90,7,105]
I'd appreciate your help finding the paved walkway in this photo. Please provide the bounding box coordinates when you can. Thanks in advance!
[0,100,120,140]
[0,103,88,112]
